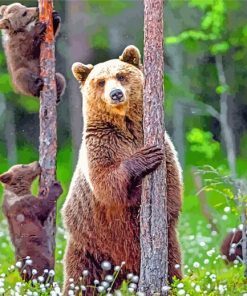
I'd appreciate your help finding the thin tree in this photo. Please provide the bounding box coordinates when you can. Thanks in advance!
[38,0,58,269]
[139,0,168,294]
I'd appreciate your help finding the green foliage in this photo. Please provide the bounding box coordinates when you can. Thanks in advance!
[166,0,230,56]
[87,0,132,16]
[187,128,220,160]
[90,27,109,49]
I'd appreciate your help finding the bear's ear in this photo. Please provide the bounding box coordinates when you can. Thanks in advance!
[0,5,7,17]
[0,172,12,184]
[119,45,141,68]
[0,18,10,30]
[71,62,94,84]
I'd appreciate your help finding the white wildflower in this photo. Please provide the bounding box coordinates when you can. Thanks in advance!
[105,275,114,282]
[82,270,89,277]
[49,270,55,277]
[131,275,139,283]
[161,286,170,292]
[224,206,230,213]
[193,262,200,268]
[15,262,22,269]
[101,261,111,271]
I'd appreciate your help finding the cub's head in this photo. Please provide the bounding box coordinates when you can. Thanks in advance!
[0,3,38,32]
[72,45,144,117]
[0,161,41,195]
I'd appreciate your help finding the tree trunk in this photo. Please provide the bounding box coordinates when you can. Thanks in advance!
[139,0,168,294]
[38,0,57,269]
[215,55,236,178]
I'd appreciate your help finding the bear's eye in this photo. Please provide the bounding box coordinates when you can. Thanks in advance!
[21,165,27,168]
[98,80,105,87]
[117,74,125,82]
[22,11,27,17]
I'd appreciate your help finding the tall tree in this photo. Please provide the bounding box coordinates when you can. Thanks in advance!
[38,0,57,269]
[139,0,168,294]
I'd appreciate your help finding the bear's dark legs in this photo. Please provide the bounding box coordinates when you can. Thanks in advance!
[55,73,66,103]
[52,11,61,38]
[168,223,182,282]
[14,68,43,97]
[63,241,102,296]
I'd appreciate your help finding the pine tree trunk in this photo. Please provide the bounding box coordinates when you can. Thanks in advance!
[139,0,168,294]
[38,0,57,269]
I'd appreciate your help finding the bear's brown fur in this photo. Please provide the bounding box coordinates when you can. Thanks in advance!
[0,161,63,280]
[0,3,65,101]
[220,230,243,263]
[62,45,183,294]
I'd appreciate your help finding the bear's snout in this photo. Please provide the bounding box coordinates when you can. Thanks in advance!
[110,89,124,103]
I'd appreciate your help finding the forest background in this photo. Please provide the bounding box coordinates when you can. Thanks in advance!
[0,0,247,295]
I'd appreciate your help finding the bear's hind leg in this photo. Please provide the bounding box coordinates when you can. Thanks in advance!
[55,73,66,103]
[63,240,101,295]
[14,68,43,97]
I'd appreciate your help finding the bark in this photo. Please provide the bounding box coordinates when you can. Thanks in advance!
[139,0,168,294]
[38,0,57,269]
[215,55,236,178]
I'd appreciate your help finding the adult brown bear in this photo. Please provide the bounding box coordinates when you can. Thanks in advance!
[62,45,183,294]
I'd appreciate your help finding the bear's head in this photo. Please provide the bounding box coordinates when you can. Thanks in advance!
[72,45,144,118]
[0,3,38,32]
[0,161,41,195]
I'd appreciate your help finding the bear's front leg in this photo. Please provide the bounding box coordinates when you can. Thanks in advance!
[35,181,63,222]
[123,145,164,182]
[90,145,163,207]
[32,21,47,50]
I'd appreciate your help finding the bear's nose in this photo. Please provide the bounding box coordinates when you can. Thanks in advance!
[110,89,124,102]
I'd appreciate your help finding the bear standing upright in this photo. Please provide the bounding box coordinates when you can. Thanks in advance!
[62,45,183,293]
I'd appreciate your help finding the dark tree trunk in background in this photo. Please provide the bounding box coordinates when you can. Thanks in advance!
[4,101,17,165]
[38,0,57,269]
[66,0,91,165]
[139,0,168,294]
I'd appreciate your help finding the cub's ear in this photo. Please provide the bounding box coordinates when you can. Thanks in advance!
[0,172,12,184]
[0,5,7,17]
[0,18,10,30]
[71,62,93,84]
[119,45,141,68]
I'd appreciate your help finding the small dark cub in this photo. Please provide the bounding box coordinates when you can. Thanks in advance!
[0,161,63,280]
[0,3,66,101]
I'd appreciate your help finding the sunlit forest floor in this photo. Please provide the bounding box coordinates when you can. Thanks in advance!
[0,144,247,295]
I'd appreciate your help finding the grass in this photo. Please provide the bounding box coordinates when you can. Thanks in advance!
[0,144,247,295]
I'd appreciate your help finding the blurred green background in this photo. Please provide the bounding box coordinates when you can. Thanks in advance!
[0,0,247,294]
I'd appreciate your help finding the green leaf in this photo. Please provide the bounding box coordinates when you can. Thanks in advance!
[216,84,229,94]
[210,41,229,55]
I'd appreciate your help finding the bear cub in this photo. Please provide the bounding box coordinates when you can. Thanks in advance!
[0,161,63,280]
[0,3,66,101]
